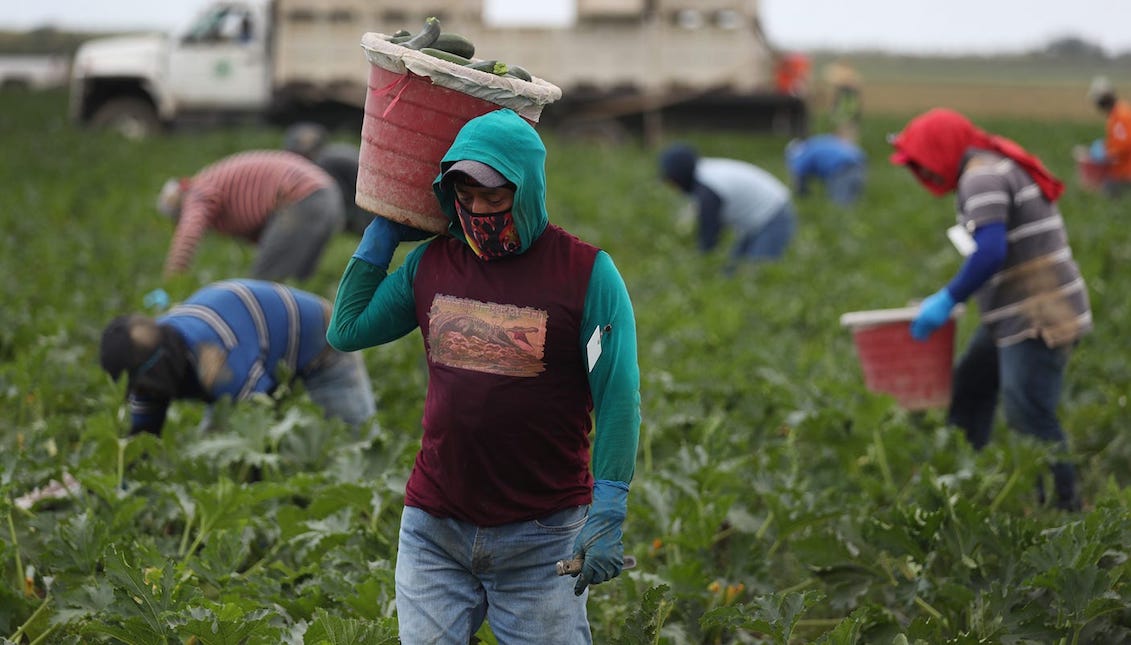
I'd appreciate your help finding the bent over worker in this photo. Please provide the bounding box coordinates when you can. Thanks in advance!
[157,150,344,281]
[100,279,376,435]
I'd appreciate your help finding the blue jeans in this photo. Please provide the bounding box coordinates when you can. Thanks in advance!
[1102,178,1131,198]
[251,186,345,281]
[395,504,592,644]
[303,349,376,429]
[730,202,797,266]
[947,324,1078,502]
[826,163,866,206]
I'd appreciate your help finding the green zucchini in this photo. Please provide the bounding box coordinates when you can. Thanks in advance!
[387,29,411,39]
[431,33,476,59]
[467,60,508,75]
[504,65,532,82]
[400,16,441,50]
[420,47,472,66]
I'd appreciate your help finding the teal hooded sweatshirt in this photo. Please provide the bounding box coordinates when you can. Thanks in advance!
[327,108,640,523]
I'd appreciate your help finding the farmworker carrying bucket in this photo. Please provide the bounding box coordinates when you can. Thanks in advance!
[889,108,1092,511]
[326,108,641,643]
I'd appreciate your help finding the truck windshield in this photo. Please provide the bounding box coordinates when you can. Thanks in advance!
[183,5,253,44]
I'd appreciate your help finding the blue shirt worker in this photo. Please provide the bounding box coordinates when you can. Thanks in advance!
[99,279,376,435]
[660,143,796,275]
[785,134,867,206]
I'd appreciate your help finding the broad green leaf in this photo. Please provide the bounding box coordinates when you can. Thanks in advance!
[302,607,398,644]
[179,603,281,645]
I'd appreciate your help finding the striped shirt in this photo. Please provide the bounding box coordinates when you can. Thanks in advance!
[164,151,335,274]
[128,279,335,428]
[957,153,1092,348]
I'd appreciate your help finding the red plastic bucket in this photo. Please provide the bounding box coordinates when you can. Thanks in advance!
[1076,156,1107,192]
[357,66,506,232]
[356,34,562,233]
[1073,144,1107,192]
[840,307,958,411]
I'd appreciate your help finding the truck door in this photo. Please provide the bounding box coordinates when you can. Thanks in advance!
[168,2,270,109]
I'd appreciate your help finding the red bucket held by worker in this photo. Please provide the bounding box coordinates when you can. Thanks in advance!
[1072,144,1107,192]
[839,306,962,411]
[357,34,562,233]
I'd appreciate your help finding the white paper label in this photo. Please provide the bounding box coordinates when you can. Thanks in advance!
[586,325,603,372]
[947,224,977,257]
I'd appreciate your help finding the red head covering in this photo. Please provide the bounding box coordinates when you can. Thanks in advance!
[889,108,1063,201]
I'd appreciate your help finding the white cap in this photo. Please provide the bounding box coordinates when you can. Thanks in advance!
[1088,75,1115,102]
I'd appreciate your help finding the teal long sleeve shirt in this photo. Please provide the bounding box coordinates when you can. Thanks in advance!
[327,242,641,484]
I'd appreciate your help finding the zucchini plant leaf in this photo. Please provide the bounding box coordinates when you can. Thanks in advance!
[90,543,200,642]
[301,607,399,644]
[179,603,281,645]
[612,584,673,645]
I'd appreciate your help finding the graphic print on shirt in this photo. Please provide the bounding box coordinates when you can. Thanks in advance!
[427,294,548,377]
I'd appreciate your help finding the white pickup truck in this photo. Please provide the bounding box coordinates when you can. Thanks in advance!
[69,0,807,139]
[69,0,372,138]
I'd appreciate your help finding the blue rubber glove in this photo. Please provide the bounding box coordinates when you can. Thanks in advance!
[910,288,956,341]
[353,216,402,270]
[353,217,432,270]
[571,479,628,596]
[1090,138,1107,162]
[143,288,170,311]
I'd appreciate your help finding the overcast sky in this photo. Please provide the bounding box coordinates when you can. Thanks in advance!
[5,0,1131,56]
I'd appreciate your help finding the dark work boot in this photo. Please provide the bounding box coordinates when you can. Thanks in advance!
[1051,461,1081,512]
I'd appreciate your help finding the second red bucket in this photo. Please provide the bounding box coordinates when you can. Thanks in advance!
[356,34,562,233]
[1072,145,1107,193]
[839,306,961,411]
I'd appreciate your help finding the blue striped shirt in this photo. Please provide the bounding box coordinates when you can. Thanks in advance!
[129,279,333,430]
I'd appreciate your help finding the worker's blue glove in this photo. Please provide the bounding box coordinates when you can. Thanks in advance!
[353,216,402,270]
[571,479,628,596]
[910,288,956,341]
[143,288,170,311]
[1089,138,1107,162]
[353,217,431,270]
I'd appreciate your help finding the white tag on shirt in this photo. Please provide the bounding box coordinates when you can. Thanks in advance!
[947,224,977,257]
[586,325,603,372]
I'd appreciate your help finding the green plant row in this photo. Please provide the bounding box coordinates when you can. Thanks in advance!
[2,90,1129,643]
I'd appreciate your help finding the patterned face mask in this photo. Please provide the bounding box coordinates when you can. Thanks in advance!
[455,200,522,260]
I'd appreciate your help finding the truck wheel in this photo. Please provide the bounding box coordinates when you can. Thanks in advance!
[90,98,161,140]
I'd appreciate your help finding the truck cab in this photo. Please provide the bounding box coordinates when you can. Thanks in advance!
[69,0,807,140]
[69,0,272,138]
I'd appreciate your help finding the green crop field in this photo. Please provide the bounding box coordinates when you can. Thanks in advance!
[804,52,1131,123]
[2,89,1130,643]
